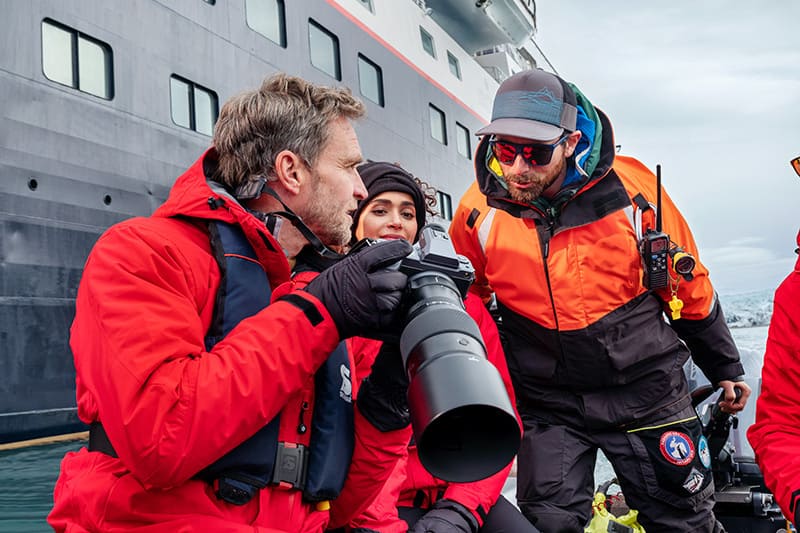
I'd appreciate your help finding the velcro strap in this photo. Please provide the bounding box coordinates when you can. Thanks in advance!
[632,193,650,211]
[280,293,324,326]
[466,208,480,229]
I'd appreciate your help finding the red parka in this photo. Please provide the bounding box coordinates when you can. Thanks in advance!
[748,230,800,526]
[347,293,519,532]
[48,150,409,532]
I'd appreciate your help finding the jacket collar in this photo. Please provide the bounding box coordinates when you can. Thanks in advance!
[153,148,291,284]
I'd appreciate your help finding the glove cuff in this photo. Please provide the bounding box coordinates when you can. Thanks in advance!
[433,499,479,533]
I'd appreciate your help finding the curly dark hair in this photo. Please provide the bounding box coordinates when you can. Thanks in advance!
[391,162,439,218]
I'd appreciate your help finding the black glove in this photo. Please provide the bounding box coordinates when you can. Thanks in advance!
[304,239,412,339]
[410,499,479,533]
[357,342,410,432]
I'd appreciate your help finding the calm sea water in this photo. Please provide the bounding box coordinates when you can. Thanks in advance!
[0,440,83,533]
[0,327,769,532]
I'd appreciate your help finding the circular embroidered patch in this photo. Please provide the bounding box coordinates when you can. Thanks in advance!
[697,435,711,468]
[659,431,695,466]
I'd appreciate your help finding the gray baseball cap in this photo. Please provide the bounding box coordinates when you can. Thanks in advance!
[476,69,578,141]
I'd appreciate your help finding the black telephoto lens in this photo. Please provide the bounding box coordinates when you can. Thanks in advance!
[397,225,520,483]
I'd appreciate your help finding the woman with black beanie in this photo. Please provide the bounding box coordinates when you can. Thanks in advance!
[343,161,538,533]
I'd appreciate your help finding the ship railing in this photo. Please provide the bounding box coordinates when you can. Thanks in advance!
[411,0,429,12]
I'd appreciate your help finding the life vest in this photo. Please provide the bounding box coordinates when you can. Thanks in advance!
[198,221,354,505]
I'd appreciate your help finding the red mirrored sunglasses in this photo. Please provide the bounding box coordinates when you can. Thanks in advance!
[489,134,569,166]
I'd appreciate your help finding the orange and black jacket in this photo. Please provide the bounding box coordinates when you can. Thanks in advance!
[448,105,743,428]
[748,230,800,526]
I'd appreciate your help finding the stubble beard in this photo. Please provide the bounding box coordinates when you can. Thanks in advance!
[506,155,566,205]
[298,176,353,248]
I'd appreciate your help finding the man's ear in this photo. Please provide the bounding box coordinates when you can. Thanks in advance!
[564,130,582,158]
[273,149,308,195]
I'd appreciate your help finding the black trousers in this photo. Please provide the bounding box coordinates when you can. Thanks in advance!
[399,495,540,532]
[516,406,724,533]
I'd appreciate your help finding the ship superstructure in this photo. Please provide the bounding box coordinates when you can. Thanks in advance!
[0,0,540,443]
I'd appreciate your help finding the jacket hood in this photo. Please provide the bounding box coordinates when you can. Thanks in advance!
[565,83,603,186]
[153,148,247,225]
[474,90,616,218]
[152,148,290,279]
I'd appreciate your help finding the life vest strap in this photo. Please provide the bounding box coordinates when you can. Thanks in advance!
[88,421,117,458]
[89,423,309,494]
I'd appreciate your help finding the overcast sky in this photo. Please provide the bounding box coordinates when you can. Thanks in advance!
[533,1,800,295]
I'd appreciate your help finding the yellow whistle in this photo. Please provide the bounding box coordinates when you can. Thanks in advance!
[669,296,684,320]
[315,500,331,512]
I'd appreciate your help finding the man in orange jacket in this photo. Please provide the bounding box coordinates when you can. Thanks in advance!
[748,158,800,527]
[48,73,415,532]
[448,68,751,532]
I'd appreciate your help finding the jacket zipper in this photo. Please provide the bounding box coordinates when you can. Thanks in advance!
[541,207,566,367]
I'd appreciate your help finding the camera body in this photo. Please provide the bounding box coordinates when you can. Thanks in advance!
[383,224,520,482]
[395,224,475,298]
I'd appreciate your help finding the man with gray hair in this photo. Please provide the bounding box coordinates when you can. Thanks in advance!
[49,73,414,532]
[449,68,750,532]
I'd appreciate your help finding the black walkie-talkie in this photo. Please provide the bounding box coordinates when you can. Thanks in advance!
[641,164,670,290]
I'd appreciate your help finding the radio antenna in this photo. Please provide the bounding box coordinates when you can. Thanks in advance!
[656,164,663,233]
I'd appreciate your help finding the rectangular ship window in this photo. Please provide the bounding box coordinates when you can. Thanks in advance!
[309,19,341,80]
[429,104,447,145]
[42,19,114,99]
[358,54,384,106]
[170,75,219,136]
[357,0,374,13]
[246,0,287,47]
[447,51,461,79]
[420,27,436,58]
[436,190,453,221]
[456,123,471,159]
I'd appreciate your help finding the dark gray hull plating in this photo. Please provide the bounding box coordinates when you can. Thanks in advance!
[0,0,484,443]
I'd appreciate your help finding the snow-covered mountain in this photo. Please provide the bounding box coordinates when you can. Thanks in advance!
[719,289,774,329]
